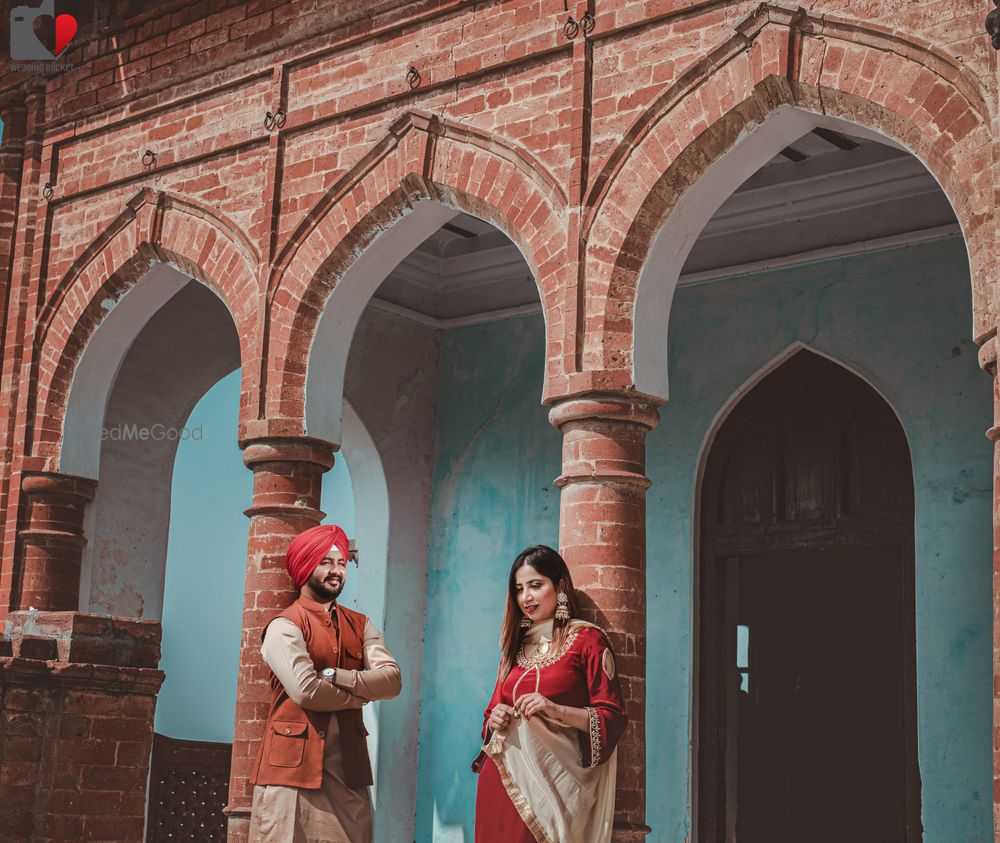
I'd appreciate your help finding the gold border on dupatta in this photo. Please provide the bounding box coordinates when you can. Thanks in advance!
[484,738,554,843]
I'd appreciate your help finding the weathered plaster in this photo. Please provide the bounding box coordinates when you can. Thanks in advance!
[415,313,560,842]
[343,306,439,843]
[81,280,240,619]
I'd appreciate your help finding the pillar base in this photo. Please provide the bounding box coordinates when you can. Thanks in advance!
[613,822,653,842]
[224,808,251,843]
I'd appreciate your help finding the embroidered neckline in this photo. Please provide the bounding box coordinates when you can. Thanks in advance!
[516,626,581,669]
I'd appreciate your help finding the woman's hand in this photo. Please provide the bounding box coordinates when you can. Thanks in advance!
[513,692,562,721]
[488,703,516,732]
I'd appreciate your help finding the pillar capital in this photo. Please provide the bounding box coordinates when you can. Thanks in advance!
[548,392,661,431]
[240,436,336,522]
[549,393,659,492]
[240,435,337,470]
[21,470,98,499]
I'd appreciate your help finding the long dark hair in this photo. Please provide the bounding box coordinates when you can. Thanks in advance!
[498,545,581,678]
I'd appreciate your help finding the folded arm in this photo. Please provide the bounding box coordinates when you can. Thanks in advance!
[332,619,402,701]
[261,618,364,712]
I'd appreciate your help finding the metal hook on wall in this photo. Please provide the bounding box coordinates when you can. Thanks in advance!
[264,109,286,131]
[141,149,157,169]
[406,66,421,88]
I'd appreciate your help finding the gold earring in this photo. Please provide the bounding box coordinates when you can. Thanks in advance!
[520,616,532,628]
[555,592,570,622]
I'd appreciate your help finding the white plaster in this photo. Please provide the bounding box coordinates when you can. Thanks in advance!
[632,105,965,401]
[306,201,460,445]
[341,398,391,807]
[341,308,439,843]
[61,262,190,479]
[76,279,241,619]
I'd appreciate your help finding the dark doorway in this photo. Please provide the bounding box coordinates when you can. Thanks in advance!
[696,350,920,843]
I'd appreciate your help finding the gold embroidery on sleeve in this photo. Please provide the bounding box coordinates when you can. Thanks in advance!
[586,706,602,768]
[602,647,616,679]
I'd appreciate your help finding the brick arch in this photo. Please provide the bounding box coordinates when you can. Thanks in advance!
[260,110,567,443]
[33,189,261,476]
[583,4,992,401]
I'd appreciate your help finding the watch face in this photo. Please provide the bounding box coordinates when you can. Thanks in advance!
[321,668,335,679]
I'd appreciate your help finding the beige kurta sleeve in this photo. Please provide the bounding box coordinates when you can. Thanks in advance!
[261,618,364,712]
[331,619,402,701]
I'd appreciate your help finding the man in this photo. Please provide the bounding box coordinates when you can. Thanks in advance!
[248,523,402,842]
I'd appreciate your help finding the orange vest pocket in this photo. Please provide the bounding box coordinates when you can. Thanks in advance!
[269,720,308,767]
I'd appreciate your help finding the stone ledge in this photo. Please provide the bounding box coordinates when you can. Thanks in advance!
[0,656,165,695]
[4,610,161,669]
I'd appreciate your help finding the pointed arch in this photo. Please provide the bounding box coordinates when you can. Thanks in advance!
[693,342,911,501]
[32,189,261,475]
[259,111,568,441]
[582,4,992,400]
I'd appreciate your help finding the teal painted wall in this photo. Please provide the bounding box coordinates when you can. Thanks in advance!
[647,236,991,842]
[155,369,357,743]
[416,237,992,842]
[414,314,562,841]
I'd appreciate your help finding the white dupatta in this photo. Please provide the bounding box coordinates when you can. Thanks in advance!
[483,622,617,843]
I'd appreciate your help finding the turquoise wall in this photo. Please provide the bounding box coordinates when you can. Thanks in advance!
[416,237,992,842]
[155,369,357,743]
[414,314,562,840]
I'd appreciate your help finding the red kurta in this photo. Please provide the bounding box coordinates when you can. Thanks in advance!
[474,625,627,843]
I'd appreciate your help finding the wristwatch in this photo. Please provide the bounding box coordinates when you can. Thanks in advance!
[321,668,337,683]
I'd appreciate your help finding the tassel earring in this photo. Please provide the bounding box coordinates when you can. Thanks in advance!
[555,591,570,622]
[520,616,532,629]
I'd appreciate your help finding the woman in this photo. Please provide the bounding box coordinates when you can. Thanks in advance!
[473,545,627,843]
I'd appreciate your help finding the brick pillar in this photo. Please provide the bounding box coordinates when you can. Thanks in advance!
[981,341,1000,840]
[549,393,660,842]
[16,472,97,612]
[225,436,336,842]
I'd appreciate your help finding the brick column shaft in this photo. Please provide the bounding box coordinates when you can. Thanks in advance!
[0,83,45,620]
[16,472,97,612]
[550,393,659,841]
[225,436,335,842]
[981,340,1000,840]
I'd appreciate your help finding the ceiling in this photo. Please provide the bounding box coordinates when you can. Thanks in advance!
[371,128,958,325]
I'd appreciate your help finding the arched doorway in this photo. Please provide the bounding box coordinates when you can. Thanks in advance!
[696,349,920,842]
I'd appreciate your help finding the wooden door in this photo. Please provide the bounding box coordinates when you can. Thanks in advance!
[696,350,920,843]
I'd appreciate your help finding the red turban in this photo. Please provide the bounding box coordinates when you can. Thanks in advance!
[285,524,350,588]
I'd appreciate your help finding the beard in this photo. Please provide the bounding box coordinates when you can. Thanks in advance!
[309,570,344,601]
